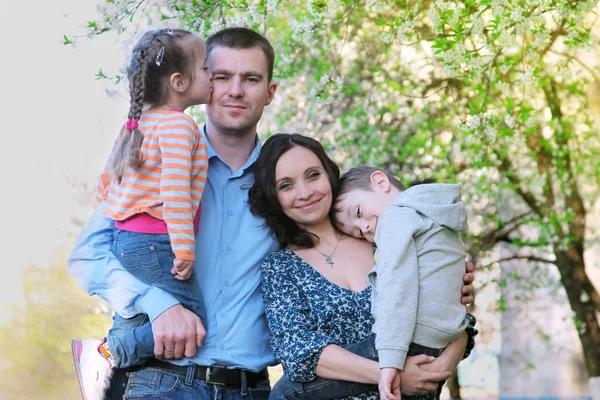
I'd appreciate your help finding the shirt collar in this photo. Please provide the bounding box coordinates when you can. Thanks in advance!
[201,124,263,174]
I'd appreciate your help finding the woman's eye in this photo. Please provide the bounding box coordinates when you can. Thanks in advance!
[308,171,320,179]
[279,183,291,190]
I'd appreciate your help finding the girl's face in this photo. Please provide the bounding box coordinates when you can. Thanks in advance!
[186,38,213,106]
[275,146,333,228]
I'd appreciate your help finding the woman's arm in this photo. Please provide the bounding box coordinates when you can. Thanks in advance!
[420,331,468,374]
[420,314,478,374]
[316,344,379,383]
[315,345,452,392]
[262,255,337,382]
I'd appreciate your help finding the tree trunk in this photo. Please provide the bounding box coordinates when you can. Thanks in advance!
[554,247,600,379]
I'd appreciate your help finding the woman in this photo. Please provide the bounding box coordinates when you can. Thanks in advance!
[248,133,477,400]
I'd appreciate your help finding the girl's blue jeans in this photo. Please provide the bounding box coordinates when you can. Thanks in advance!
[106,230,204,368]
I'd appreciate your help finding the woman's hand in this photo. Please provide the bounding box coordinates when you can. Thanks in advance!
[379,368,401,400]
[398,355,451,395]
[461,261,475,305]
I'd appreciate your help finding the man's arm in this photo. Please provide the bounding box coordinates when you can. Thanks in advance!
[67,202,180,321]
[67,202,206,358]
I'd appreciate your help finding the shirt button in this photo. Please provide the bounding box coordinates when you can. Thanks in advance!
[220,312,226,318]
[224,280,230,286]
[227,245,232,251]
[228,210,233,216]
[220,344,225,350]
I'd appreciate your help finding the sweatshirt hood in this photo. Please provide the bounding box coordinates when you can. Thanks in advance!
[393,183,468,232]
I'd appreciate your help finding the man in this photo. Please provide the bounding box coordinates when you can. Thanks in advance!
[68,27,474,399]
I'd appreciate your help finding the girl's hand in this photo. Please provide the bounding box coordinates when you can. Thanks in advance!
[172,259,194,280]
[379,367,401,400]
[399,355,451,395]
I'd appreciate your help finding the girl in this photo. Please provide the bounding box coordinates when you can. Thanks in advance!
[71,28,212,400]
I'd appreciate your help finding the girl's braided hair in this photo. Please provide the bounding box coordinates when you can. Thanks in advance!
[112,28,198,182]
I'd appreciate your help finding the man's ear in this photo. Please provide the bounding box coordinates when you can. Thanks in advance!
[264,81,278,106]
[369,171,391,192]
[170,72,188,93]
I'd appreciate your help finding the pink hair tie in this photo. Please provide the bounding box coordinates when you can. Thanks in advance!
[126,119,139,131]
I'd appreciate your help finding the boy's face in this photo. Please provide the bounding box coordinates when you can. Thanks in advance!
[334,187,391,243]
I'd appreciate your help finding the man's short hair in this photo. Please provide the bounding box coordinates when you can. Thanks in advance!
[337,166,405,199]
[206,27,275,81]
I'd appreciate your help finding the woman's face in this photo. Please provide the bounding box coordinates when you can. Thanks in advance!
[275,146,333,227]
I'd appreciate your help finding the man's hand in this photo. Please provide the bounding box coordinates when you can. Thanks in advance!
[151,304,206,359]
[379,367,401,400]
[461,260,475,305]
[399,355,451,395]
[172,259,194,280]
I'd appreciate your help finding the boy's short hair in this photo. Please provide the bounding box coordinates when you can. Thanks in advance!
[336,166,405,200]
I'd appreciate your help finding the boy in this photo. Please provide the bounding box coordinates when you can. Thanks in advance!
[334,166,471,400]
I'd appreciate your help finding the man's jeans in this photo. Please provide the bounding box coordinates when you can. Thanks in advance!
[122,367,271,399]
[106,230,204,368]
[270,334,444,400]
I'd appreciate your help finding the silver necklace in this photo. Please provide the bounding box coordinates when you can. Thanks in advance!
[314,234,342,266]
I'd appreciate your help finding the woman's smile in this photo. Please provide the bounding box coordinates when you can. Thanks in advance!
[296,198,323,211]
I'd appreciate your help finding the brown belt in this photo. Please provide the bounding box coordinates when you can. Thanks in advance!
[144,359,269,387]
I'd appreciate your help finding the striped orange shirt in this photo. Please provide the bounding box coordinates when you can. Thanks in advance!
[95,109,208,261]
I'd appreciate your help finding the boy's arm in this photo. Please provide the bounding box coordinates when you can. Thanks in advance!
[373,207,423,370]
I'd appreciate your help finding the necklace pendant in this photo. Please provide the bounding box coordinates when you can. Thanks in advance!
[325,256,334,265]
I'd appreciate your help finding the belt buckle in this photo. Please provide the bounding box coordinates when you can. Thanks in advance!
[205,367,226,386]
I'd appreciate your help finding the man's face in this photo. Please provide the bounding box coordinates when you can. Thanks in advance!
[206,46,277,135]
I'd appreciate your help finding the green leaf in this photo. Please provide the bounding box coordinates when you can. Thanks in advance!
[95,69,107,80]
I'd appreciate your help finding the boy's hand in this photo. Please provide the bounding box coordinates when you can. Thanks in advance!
[460,261,475,305]
[172,259,194,280]
[379,367,401,400]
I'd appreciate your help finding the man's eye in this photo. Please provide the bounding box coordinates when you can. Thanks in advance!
[214,75,227,81]
[248,78,259,83]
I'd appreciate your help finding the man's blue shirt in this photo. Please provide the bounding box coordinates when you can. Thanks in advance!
[68,127,280,371]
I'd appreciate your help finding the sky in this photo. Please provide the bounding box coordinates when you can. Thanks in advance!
[1,0,130,319]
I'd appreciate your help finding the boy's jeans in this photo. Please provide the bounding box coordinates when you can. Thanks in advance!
[106,230,204,368]
[270,334,444,400]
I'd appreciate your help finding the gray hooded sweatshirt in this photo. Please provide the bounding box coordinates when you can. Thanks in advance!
[368,183,471,370]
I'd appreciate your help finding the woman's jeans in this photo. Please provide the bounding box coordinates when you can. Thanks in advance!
[269,334,444,400]
[106,230,203,368]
